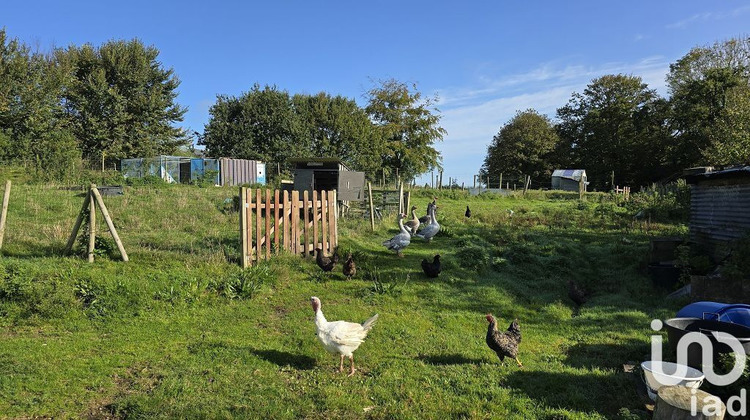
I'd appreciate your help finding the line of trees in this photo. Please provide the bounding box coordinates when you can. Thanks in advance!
[199,79,445,182]
[0,29,189,181]
[481,36,750,190]
[0,28,446,183]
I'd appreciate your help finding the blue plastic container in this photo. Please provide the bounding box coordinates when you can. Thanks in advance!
[676,301,750,327]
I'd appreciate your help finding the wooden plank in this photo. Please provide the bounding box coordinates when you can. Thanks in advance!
[282,190,289,252]
[240,187,248,268]
[368,182,375,231]
[321,190,328,255]
[312,190,318,252]
[265,189,271,259]
[87,188,96,263]
[274,189,280,254]
[291,190,299,255]
[0,180,10,250]
[247,188,254,264]
[65,188,91,254]
[256,188,262,261]
[331,190,338,248]
[328,190,336,250]
[91,186,129,262]
[302,190,309,257]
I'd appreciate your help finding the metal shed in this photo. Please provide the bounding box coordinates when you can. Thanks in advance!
[551,169,587,191]
[685,166,750,261]
[289,158,365,201]
[121,156,265,186]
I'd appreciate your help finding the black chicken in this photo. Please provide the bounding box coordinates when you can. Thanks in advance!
[567,280,589,308]
[316,248,338,273]
[343,253,357,279]
[421,254,441,278]
[485,314,523,367]
[465,205,471,218]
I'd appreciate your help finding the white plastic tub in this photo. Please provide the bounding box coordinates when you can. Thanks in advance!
[641,361,704,401]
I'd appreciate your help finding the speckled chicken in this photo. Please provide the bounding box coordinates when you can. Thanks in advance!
[421,254,441,278]
[485,314,523,367]
[343,253,357,279]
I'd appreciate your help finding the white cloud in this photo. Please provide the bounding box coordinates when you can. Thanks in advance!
[666,4,750,29]
[418,57,672,185]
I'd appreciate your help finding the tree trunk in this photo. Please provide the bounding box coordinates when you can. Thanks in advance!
[653,386,725,420]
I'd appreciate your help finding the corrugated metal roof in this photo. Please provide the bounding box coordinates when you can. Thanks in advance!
[551,169,586,180]
[685,166,750,184]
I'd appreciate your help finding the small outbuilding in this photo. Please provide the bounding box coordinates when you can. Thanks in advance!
[289,158,365,201]
[684,166,750,261]
[121,156,265,186]
[551,169,587,192]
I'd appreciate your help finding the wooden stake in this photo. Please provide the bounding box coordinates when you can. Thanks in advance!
[273,189,280,254]
[240,187,248,268]
[303,190,310,257]
[65,186,91,254]
[398,182,404,214]
[265,189,271,259]
[248,188,254,264]
[368,182,375,231]
[0,180,11,250]
[255,189,262,260]
[88,187,96,263]
[312,190,319,251]
[91,185,129,262]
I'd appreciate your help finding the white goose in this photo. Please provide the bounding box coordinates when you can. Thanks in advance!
[382,213,411,256]
[415,203,440,242]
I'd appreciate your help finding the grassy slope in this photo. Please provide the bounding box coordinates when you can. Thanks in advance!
[0,182,688,419]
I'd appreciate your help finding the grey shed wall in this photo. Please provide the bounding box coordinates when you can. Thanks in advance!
[220,158,257,186]
[689,177,750,260]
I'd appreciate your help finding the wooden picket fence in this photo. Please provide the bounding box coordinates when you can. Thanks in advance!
[239,188,338,267]
[615,185,631,201]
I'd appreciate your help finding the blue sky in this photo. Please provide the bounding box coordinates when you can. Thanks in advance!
[3,1,749,184]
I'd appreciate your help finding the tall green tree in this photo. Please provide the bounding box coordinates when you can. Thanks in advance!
[365,79,445,181]
[200,84,304,167]
[667,36,750,167]
[556,74,670,189]
[480,109,559,184]
[292,92,383,176]
[0,29,80,180]
[57,39,188,162]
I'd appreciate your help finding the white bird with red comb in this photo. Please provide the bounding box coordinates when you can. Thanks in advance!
[310,296,379,376]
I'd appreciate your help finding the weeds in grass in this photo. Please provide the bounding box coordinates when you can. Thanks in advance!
[363,266,409,296]
[219,265,273,300]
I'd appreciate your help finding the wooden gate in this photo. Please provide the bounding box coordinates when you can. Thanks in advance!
[239,188,338,267]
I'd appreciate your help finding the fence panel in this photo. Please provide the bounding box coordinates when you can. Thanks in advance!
[240,188,337,267]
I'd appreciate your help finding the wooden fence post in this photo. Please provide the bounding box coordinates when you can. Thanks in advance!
[90,186,129,262]
[398,182,404,214]
[255,189,262,261]
[240,187,249,268]
[274,189,280,254]
[499,173,503,190]
[303,190,310,257]
[312,190,319,253]
[368,182,375,231]
[265,189,271,259]
[87,185,96,263]
[0,180,11,250]
[579,176,585,200]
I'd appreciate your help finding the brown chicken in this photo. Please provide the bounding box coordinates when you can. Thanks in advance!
[485,314,523,367]
[343,253,356,279]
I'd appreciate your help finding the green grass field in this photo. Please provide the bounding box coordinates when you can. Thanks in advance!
[0,179,690,419]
